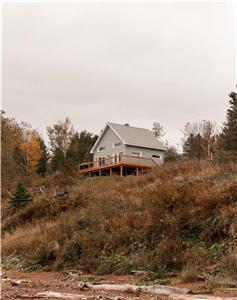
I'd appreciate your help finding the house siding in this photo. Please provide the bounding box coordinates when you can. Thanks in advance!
[124,145,164,166]
[93,127,126,161]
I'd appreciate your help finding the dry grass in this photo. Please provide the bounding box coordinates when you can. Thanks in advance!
[2,160,237,283]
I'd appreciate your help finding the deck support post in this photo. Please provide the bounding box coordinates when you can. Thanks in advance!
[99,170,102,177]
[120,165,123,177]
[110,167,112,176]
[136,167,139,176]
[89,172,91,177]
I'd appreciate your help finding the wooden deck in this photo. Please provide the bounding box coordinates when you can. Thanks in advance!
[78,154,157,176]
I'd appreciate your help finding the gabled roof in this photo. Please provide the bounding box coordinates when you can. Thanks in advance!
[91,122,165,153]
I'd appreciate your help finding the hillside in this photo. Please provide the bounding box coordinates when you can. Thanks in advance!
[2,160,237,288]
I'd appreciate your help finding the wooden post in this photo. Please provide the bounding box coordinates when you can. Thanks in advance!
[120,165,123,176]
[99,170,102,176]
[89,172,91,177]
[110,167,112,176]
[136,167,139,176]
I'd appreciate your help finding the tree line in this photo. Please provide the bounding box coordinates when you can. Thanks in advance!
[152,90,237,162]
[1,89,237,195]
[1,114,98,193]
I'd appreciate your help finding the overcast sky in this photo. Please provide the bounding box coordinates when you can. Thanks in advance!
[2,2,236,149]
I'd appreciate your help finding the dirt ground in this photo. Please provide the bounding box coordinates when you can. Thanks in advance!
[1,271,237,300]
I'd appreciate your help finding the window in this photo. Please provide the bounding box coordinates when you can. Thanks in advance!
[113,142,122,148]
[152,154,160,159]
[131,151,141,157]
[98,146,105,152]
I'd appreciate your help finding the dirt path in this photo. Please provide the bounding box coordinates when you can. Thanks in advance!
[1,271,237,300]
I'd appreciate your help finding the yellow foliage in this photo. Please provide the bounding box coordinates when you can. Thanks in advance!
[20,131,42,174]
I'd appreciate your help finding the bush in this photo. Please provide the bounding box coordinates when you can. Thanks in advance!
[2,160,237,285]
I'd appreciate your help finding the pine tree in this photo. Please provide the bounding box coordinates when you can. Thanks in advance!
[10,183,32,209]
[37,137,48,176]
[221,91,237,151]
[183,133,205,160]
[66,131,98,164]
[50,148,65,172]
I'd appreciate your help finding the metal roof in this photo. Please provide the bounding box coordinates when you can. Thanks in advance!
[91,122,165,153]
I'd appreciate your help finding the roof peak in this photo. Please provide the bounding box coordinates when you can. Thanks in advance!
[107,122,150,131]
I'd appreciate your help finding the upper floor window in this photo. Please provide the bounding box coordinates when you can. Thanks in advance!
[113,142,122,148]
[98,146,105,152]
[131,151,141,157]
[152,154,160,159]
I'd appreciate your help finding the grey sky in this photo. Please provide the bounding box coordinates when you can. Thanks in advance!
[2,2,236,149]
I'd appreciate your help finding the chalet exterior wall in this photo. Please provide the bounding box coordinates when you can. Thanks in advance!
[93,125,164,166]
[124,145,164,166]
[93,127,125,161]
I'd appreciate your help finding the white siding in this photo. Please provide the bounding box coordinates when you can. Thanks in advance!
[93,127,125,161]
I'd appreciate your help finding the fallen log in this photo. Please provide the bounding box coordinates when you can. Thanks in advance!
[84,283,191,296]
[35,291,91,299]
[168,294,237,300]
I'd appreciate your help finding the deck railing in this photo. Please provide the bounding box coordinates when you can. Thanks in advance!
[78,154,157,172]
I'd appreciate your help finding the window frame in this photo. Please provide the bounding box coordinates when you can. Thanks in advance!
[98,146,105,152]
[131,151,142,157]
[112,141,122,148]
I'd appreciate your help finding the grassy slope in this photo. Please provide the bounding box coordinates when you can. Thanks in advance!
[2,160,237,285]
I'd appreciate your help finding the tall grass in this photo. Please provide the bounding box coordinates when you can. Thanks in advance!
[2,160,237,283]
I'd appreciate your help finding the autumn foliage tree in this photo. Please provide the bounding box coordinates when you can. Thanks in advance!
[20,131,42,175]
[1,115,26,192]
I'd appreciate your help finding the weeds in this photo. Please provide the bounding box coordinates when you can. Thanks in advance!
[1,160,237,285]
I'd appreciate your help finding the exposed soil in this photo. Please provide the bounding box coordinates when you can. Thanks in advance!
[1,271,237,300]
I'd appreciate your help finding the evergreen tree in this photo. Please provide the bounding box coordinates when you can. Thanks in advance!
[50,148,65,172]
[220,91,237,151]
[37,137,48,176]
[183,133,205,160]
[66,131,98,164]
[10,183,32,209]
[152,122,165,139]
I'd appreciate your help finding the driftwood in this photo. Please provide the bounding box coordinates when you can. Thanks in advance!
[83,283,237,299]
[35,291,90,299]
[84,283,191,296]
[168,294,237,300]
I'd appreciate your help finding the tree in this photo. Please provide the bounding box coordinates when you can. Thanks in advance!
[164,141,179,162]
[50,148,65,172]
[47,117,75,154]
[66,131,98,165]
[10,183,32,209]
[152,122,165,139]
[47,118,75,172]
[20,131,42,175]
[13,146,27,174]
[37,137,48,176]
[219,90,237,151]
[183,133,205,160]
[182,120,217,159]
[1,115,27,191]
